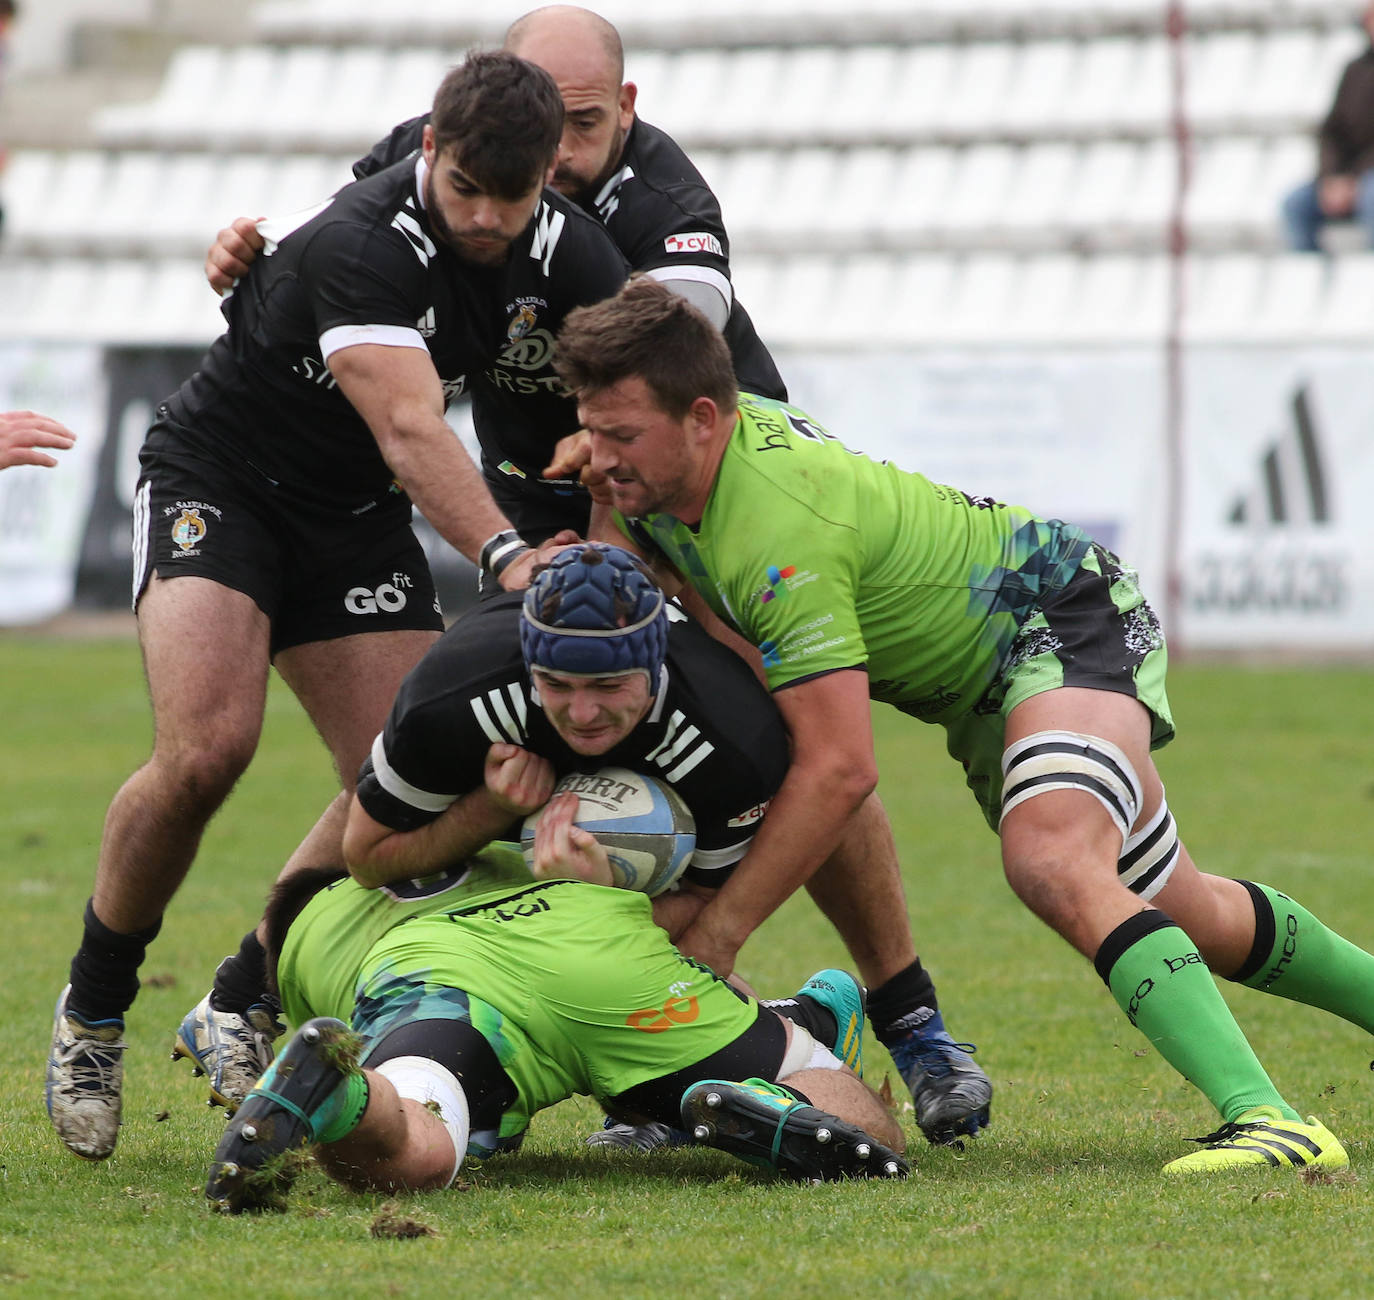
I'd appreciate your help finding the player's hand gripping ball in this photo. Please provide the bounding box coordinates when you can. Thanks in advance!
[521,766,695,896]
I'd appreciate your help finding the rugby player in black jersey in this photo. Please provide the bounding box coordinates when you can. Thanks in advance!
[206,4,784,542]
[45,52,629,1163]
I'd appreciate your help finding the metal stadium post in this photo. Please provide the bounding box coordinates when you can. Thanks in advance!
[1163,1,1191,651]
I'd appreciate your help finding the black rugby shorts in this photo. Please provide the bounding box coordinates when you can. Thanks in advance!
[133,442,444,655]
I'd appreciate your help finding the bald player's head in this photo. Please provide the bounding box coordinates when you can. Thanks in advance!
[503,6,636,202]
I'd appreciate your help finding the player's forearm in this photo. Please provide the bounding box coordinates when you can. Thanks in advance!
[375,414,516,566]
[345,789,519,887]
[693,756,875,951]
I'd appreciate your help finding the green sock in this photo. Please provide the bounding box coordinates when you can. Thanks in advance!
[1232,881,1374,1035]
[1095,911,1298,1123]
[252,1054,369,1144]
[314,1071,370,1144]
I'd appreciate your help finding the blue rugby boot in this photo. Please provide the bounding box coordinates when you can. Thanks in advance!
[886,1008,992,1146]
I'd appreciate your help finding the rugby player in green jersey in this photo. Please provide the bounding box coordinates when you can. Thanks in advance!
[546,276,1374,1175]
[204,848,907,1211]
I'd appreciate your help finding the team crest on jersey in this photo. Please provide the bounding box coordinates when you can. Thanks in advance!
[506,297,546,342]
[171,508,208,554]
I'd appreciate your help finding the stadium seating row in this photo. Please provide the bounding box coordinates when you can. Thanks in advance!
[3,251,1370,349]
[251,0,1365,48]
[0,134,1314,259]
[90,27,1365,154]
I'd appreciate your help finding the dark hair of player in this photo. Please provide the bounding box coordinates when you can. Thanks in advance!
[554,276,739,419]
[430,50,563,201]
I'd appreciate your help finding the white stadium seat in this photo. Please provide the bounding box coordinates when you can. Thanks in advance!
[1002,40,1081,138]
[937,144,1021,247]
[1310,253,1374,341]
[1187,31,1260,134]
[1001,143,1082,247]
[1185,253,1267,342]
[1245,254,1327,342]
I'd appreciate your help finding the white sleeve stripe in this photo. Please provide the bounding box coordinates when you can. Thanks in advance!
[643,712,682,763]
[656,722,704,764]
[643,263,733,308]
[507,683,528,730]
[370,732,456,814]
[470,697,510,746]
[663,744,713,782]
[319,324,429,361]
[689,838,754,869]
[486,687,524,743]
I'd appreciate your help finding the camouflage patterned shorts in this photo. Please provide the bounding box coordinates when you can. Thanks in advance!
[942,545,1175,830]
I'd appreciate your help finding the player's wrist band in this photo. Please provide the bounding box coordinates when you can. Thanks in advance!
[478,528,532,593]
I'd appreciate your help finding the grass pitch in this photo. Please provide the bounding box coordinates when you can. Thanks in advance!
[2,632,1372,1298]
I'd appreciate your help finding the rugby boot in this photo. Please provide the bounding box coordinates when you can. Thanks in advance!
[174,989,283,1112]
[585,1117,692,1151]
[681,1077,907,1182]
[46,984,125,1160]
[206,1017,361,1213]
[794,968,866,1075]
[1162,1107,1348,1176]
[886,1007,992,1146]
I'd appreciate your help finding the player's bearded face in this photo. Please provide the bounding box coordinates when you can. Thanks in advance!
[424,158,543,266]
[532,669,653,754]
[580,378,702,520]
[549,86,632,202]
[551,116,626,202]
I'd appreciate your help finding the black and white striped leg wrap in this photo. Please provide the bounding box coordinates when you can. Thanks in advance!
[1000,730,1142,846]
[1001,730,1180,899]
[1117,796,1180,900]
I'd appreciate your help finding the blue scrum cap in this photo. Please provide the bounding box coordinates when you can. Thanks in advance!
[520,543,668,680]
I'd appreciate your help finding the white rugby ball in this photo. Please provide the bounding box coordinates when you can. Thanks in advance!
[520,766,695,896]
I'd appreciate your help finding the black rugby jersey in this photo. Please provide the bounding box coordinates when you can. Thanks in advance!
[356,593,788,884]
[356,116,785,401]
[162,155,627,506]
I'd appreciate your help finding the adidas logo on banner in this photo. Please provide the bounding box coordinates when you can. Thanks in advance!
[1188,381,1346,617]
[1226,385,1330,527]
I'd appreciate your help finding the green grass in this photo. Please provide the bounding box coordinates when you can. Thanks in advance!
[2,635,1373,1298]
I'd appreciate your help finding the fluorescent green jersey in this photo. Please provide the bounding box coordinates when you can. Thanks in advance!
[275,847,542,1031]
[622,395,1095,724]
[275,846,758,1141]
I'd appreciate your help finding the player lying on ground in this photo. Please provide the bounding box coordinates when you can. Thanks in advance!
[179,544,991,1148]
[547,276,1374,1175]
[205,850,907,1212]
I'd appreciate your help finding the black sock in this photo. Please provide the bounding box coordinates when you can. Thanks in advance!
[209,930,269,1015]
[760,995,838,1047]
[67,900,162,1024]
[868,959,938,1046]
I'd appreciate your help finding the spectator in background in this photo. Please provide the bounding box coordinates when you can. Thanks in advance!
[1281,2,1374,251]
[0,0,17,236]
[0,409,76,469]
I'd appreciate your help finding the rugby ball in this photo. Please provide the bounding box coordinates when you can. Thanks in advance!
[520,766,695,896]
